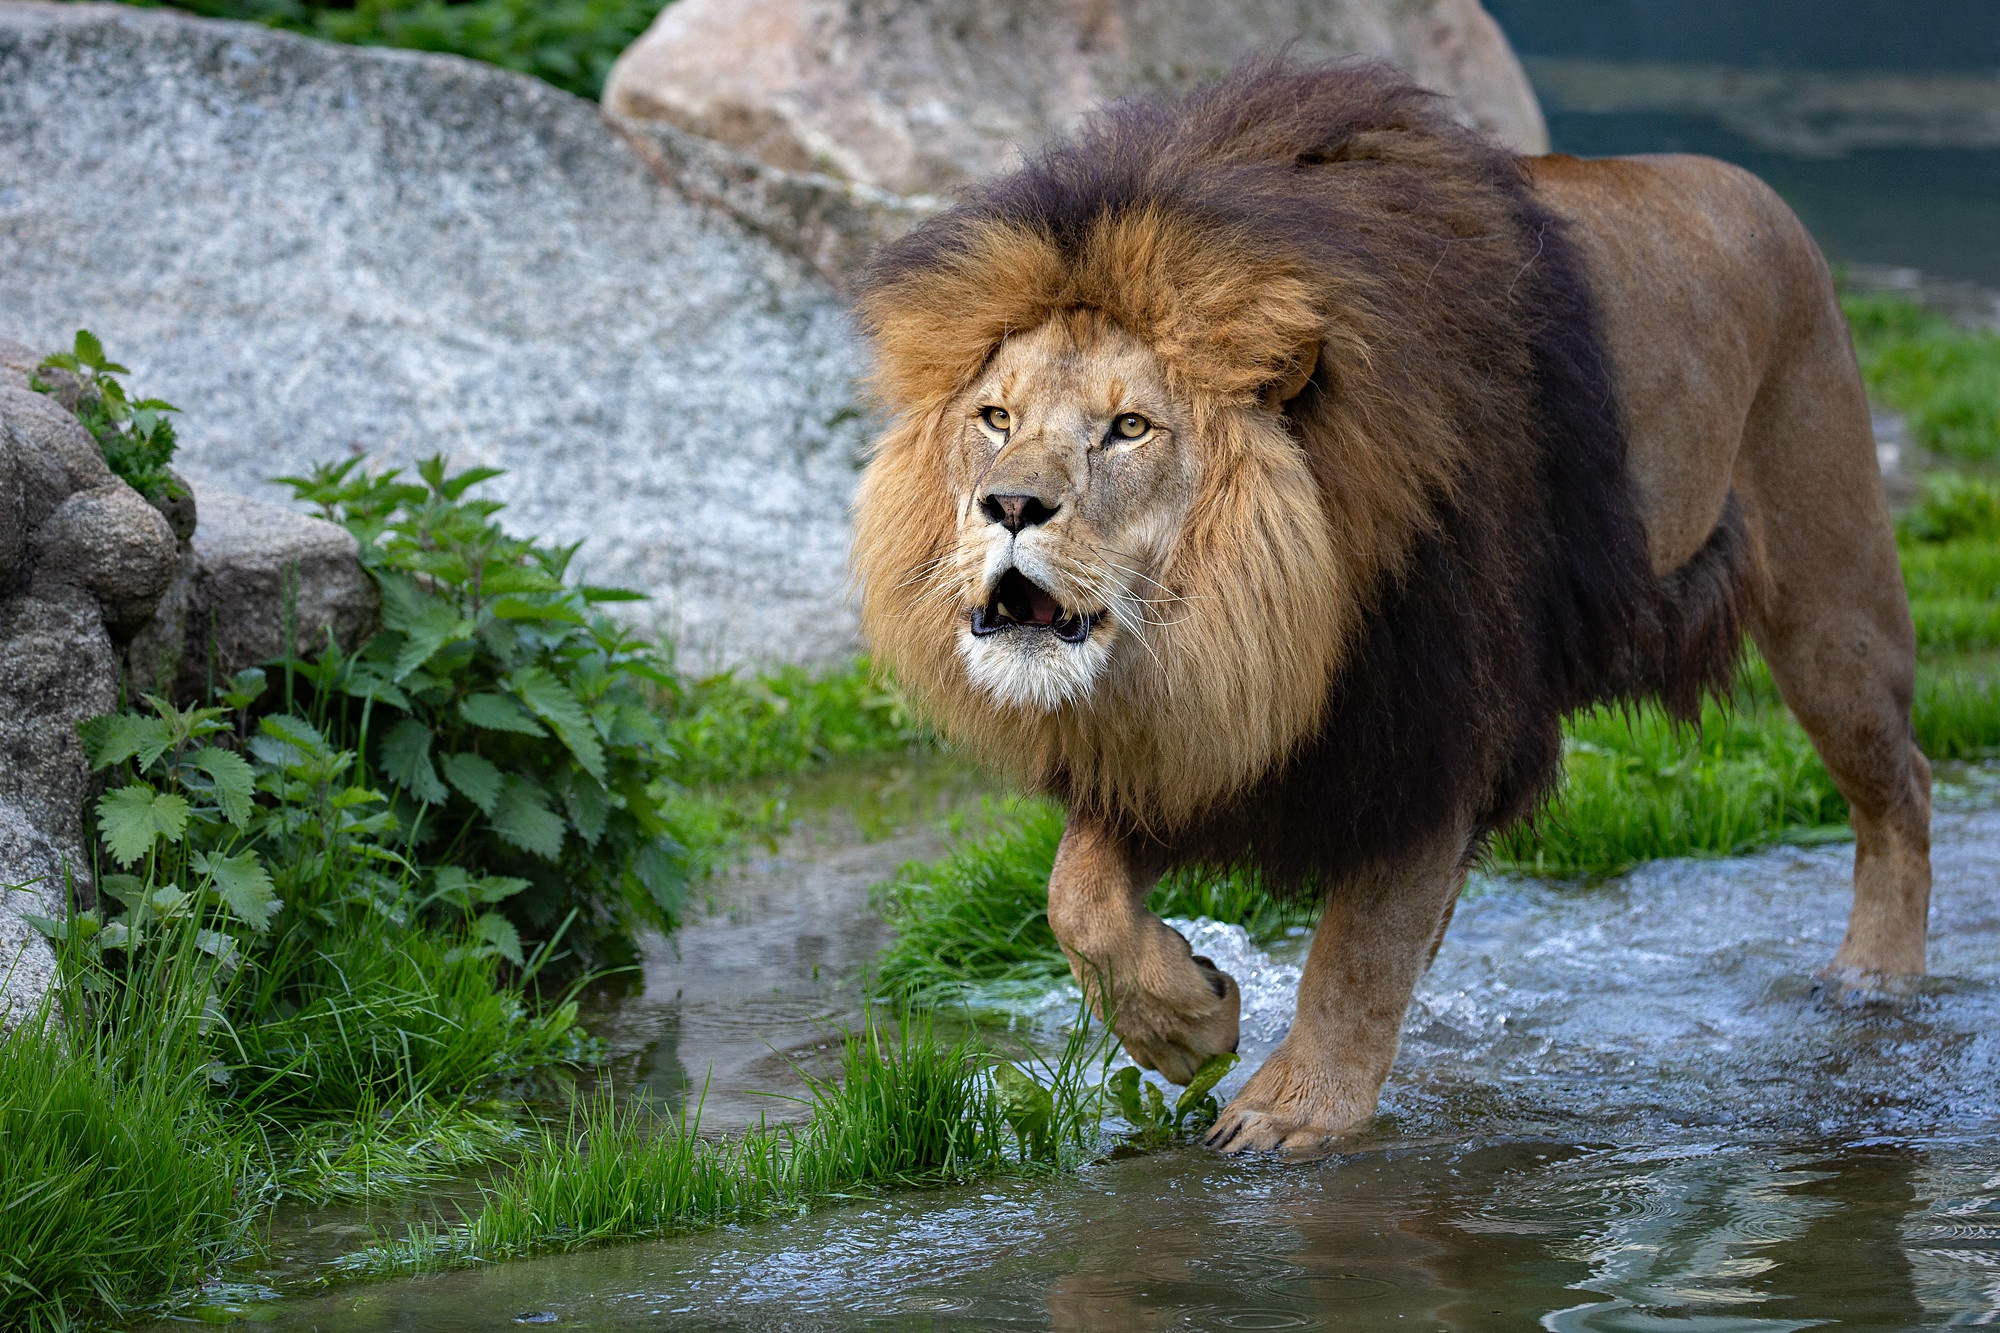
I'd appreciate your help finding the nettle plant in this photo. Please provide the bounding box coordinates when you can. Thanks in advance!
[280,456,688,972]
[51,678,533,995]
[32,330,183,503]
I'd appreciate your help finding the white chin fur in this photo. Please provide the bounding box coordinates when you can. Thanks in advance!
[959,625,1112,712]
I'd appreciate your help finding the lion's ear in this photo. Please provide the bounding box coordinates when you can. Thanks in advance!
[1262,340,1320,412]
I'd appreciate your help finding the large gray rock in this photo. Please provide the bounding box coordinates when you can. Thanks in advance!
[0,3,867,672]
[604,0,1549,204]
[0,343,179,1025]
[127,490,380,705]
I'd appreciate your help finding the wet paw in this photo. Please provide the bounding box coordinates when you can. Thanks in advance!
[1088,925,1241,1086]
[1203,1102,1346,1157]
[1202,1051,1375,1157]
[1813,962,1920,1008]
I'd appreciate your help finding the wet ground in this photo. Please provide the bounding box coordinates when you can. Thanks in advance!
[238,766,2000,1330]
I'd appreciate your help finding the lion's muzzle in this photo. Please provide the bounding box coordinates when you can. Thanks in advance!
[971,567,1103,643]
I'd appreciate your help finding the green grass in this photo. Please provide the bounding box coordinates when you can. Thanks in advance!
[227,916,582,1117]
[0,943,255,1331]
[659,660,928,874]
[1845,293,2000,463]
[1488,682,1850,877]
[339,1008,1109,1278]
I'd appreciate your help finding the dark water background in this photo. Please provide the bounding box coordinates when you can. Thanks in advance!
[1485,0,2000,285]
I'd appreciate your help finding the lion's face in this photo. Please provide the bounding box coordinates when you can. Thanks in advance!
[940,315,1199,711]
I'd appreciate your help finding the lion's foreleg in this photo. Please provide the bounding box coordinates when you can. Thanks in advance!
[1206,823,1470,1155]
[1046,813,1240,1085]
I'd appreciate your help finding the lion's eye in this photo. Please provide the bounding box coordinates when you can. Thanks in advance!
[1111,413,1151,440]
[981,406,1012,432]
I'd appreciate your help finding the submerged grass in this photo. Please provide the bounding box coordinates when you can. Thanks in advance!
[340,1008,1110,1278]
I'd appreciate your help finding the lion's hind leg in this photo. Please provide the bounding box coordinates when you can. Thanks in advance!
[1735,310,1933,991]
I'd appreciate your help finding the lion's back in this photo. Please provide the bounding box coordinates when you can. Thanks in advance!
[1526,151,1864,574]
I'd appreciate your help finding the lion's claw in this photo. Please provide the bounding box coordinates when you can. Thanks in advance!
[1203,1049,1373,1156]
[1203,1103,1342,1157]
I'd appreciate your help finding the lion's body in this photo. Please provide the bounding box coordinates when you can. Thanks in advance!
[852,65,1932,1151]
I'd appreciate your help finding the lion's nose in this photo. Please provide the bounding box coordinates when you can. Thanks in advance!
[981,493,1058,533]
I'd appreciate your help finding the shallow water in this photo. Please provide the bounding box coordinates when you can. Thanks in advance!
[240,802,2000,1329]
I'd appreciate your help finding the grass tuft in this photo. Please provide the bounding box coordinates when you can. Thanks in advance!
[0,946,253,1330]
[341,1008,1109,1278]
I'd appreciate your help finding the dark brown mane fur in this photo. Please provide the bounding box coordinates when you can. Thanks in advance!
[856,61,1750,894]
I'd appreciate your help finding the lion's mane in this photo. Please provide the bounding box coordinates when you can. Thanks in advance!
[851,62,1749,891]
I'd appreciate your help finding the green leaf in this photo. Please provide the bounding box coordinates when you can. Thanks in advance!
[221,667,268,711]
[580,585,648,603]
[339,665,411,710]
[379,575,474,680]
[437,462,506,501]
[632,837,687,919]
[440,751,505,815]
[560,771,610,846]
[474,875,530,904]
[80,713,175,770]
[510,666,606,781]
[252,714,330,767]
[1172,1052,1239,1130]
[194,849,280,932]
[490,778,565,860]
[74,329,106,368]
[460,692,546,737]
[96,874,145,907]
[96,784,190,867]
[1107,1066,1149,1126]
[379,719,448,804]
[994,1062,1055,1157]
[472,911,524,966]
[23,914,68,942]
[187,746,256,827]
[486,594,586,623]
[195,928,243,973]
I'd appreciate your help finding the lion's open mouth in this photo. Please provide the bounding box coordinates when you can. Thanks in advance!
[971,568,1102,644]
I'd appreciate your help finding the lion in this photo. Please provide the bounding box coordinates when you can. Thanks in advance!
[849,61,1933,1154]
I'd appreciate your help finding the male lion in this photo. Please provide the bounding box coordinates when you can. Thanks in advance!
[850,63,1932,1153]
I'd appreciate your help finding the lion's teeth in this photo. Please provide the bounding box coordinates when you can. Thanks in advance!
[995,601,1013,621]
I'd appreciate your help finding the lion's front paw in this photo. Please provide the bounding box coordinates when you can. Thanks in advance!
[1202,1052,1375,1157]
[1088,924,1241,1085]
[1117,957,1240,1086]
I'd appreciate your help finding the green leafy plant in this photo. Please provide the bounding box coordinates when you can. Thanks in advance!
[32,329,181,502]
[279,455,687,973]
[149,0,671,99]
[1104,1053,1238,1147]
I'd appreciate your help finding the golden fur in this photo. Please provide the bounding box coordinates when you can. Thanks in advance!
[853,147,1533,828]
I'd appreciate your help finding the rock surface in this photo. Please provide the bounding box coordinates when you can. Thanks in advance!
[0,3,867,671]
[604,0,1549,203]
[126,491,380,706]
[0,340,179,1024]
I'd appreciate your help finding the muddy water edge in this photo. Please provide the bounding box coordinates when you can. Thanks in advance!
[163,758,2000,1329]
